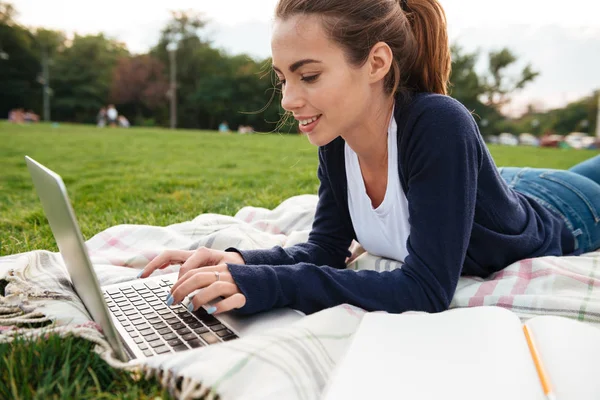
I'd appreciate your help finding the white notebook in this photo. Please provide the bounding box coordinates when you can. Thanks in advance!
[323,306,600,400]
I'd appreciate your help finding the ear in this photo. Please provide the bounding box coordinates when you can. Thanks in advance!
[367,42,393,85]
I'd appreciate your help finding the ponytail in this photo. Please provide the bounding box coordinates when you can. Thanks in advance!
[402,0,451,95]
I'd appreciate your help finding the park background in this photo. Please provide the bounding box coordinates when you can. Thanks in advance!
[1,0,600,139]
[1,0,600,398]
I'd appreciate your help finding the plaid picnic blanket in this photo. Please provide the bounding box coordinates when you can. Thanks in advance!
[1,194,600,399]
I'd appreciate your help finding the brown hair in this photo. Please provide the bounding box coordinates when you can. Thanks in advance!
[275,0,451,98]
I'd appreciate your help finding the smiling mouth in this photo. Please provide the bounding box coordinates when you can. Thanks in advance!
[298,115,322,126]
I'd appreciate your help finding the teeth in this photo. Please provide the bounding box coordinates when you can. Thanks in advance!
[300,116,319,126]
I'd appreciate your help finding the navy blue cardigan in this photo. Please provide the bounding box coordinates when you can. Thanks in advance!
[226,93,575,315]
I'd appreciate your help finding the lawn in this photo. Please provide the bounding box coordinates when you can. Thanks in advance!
[0,121,596,399]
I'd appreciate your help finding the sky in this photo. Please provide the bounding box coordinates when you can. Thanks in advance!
[11,0,600,116]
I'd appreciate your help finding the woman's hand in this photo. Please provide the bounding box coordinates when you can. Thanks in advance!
[167,264,246,314]
[137,247,245,279]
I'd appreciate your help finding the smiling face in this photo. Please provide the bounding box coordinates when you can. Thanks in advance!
[271,14,377,147]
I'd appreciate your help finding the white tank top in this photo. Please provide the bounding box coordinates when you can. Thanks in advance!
[345,113,410,262]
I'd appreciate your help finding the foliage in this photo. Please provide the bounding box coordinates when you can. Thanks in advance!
[0,20,40,113]
[34,28,66,57]
[481,48,540,109]
[2,2,594,135]
[51,34,128,123]
[109,54,169,123]
[160,9,210,45]
[150,11,283,131]
[449,46,540,136]
[448,45,484,113]
[503,93,599,136]
[0,1,16,25]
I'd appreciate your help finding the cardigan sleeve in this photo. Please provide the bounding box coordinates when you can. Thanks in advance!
[226,147,354,269]
[228,95,484,315]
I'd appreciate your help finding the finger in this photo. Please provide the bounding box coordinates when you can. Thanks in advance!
[172,263,229,293]
[186,281,237,309]
[207,293,247,315]
[171,269,212,301]
[140,250,192,278]
[172,273,236,305]
[178,247,215,279]
[138,249,193,278]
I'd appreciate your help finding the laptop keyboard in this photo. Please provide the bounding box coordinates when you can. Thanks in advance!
[103,278,238,357]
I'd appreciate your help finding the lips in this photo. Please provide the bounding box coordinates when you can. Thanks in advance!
[297,114,322,133]
[298,115,320,126]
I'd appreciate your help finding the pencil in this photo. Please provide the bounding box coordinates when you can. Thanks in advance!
[523,325,556,400]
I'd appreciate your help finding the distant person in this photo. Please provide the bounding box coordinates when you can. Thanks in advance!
[97,107,107,127]
[540,131,562,148]
[8,109,17,123]
[23,110,39,123]
[218,121,229,133]
[140,0,600,319]
[118,115,130,128]
[8,108,24,124]
[106,104,118,127]
[238,125,255,134]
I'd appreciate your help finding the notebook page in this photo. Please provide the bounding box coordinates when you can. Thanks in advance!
[323,307,545,400]
[526,316,600,400]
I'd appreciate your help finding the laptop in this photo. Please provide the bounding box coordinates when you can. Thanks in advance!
[25,156,304,362]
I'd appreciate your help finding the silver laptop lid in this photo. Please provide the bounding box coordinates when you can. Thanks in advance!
[25,156,128,361]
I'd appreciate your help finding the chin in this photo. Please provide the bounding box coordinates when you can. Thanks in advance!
[306,135,331,147]
[305,129,337,147]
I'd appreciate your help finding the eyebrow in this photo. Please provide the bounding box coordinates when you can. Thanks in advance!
[272,59,322,74]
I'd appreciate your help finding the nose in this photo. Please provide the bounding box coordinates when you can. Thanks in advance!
[280,83,304,112]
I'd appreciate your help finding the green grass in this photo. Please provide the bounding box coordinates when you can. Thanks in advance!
[0,122,319,256]
[0,121,596,398]
[1,335,167,400]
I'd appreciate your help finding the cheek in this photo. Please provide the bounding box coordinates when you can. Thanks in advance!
[318,74,364,117]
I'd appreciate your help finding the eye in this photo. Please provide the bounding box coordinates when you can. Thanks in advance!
[301,74,319,83]
[274,75,286,87]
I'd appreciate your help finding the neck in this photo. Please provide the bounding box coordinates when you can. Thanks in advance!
[342,93,394,169]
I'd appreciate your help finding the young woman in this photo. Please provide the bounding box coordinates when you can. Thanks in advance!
[139,0,600,316]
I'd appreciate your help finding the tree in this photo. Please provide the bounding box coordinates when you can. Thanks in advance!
[189,54,285,131]
[50,34,128,122]
[109,55,169,123]
[0,21,39,116]
[33,28,66,120]
[449,46,501,135]
[151,11,211,128]
[159,10,210,45]
[34,28,66,56]
[448,45,540,136]
[448,45,484,113]
[151,10,283,131]
[481,48,539,110]
[3,1,544,133]
[546,95,597,135]
[501,93,599,136]
[0,1,16,25]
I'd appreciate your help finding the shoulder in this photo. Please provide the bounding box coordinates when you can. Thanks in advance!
[399,93,477,132]
[395,93,484,172]
[396,93,482,147]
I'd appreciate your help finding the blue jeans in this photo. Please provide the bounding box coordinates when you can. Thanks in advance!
[498,154,600,254]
